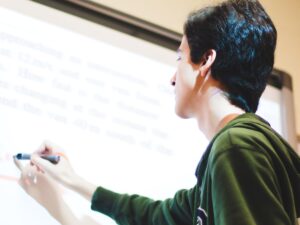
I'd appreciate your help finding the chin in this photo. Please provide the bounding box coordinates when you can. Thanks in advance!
[175,105,190,119]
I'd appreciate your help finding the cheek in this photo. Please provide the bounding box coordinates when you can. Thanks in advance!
[177,63,198,90]
[174,64,199,118]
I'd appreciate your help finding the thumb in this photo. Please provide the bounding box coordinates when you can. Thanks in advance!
[31,154,56,175]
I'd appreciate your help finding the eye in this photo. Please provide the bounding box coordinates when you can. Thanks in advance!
[176,56,182,61]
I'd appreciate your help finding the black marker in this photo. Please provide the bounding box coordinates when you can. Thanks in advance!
[14,153,60,164]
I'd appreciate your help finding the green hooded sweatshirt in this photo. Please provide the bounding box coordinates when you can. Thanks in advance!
[91,113,300,225]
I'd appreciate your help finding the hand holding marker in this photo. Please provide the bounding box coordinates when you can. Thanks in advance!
[14,153,60,164]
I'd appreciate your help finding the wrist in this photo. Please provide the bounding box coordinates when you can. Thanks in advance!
[55,208,78,225]
[65,173,82,190]
[46,199,78,225]
[68,175,98,202]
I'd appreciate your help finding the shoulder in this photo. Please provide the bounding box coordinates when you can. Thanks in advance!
[210,126,272,160]
[206,127,277,182]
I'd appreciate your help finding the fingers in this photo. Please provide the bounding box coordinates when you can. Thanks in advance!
[36,140,54,155]
[31,154,51,169]
[14,155,38,186]
[31,154,54,172]
[18,165,42,191]
[31,140,67,175]
[13,155,24,172]
[35,140,65,156]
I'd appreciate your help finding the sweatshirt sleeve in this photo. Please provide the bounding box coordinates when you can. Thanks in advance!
[210,147,293,225]
[90,185,197,225]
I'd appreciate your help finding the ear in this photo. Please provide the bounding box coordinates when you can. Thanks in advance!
[198,49,216,77]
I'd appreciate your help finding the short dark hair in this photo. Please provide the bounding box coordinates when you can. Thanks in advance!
[184,0,277,112]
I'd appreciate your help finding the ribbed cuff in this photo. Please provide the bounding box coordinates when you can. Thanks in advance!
[91,186,120,218]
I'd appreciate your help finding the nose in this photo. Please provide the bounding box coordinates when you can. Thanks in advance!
[170,73,176,86]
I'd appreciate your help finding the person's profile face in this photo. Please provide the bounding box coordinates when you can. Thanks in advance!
[171,36,201,118]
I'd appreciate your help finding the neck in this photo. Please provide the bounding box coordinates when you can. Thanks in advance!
[195,88,245,140]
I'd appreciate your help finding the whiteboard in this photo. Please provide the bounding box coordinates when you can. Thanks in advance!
[0,0,293,224]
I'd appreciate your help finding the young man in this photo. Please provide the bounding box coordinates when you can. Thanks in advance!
[14,0,300,225]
